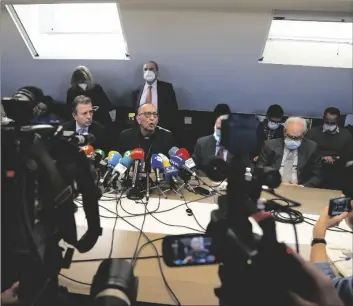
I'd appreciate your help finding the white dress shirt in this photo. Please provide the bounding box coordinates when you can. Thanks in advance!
[279,147,298,184]
[215,145,228,162]
[139,81,158,108]
[76,122,88,134]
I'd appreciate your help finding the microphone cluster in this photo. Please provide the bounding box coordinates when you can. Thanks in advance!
[79,144,198,201]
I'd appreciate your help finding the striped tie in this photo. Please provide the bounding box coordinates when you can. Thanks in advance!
[145,86,152,104]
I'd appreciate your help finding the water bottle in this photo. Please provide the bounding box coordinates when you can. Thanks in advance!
[245,167,252,182]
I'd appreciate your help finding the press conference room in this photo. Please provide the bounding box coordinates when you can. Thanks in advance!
[1,0,353,305]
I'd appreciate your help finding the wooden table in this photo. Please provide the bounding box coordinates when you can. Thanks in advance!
[59,184,343,305]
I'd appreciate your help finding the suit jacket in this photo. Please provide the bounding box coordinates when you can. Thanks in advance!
[62,120,110,154]
[66,84,113,128]
[132,80,178,131]
[192,135,233,171]
[257,138,323,188]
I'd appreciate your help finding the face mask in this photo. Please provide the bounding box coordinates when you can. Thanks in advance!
[144,71,156,82]
[268,121,279,130]
[323,124,338,133]
[78,83,87,91]
[214,131,221,143]
[285,138,301,150]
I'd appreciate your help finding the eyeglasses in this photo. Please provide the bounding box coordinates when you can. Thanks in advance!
[139,112,159,118]
[286,135,303,141]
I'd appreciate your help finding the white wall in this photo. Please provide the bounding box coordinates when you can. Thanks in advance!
[1,6,353,115]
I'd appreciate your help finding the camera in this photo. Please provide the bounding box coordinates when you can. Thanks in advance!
[1,99,138,306]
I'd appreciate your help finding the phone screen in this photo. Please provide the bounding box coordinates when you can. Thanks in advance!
[162,234,217,267]
[328,197,352,216]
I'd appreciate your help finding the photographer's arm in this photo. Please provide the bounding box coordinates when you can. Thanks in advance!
[310,207,353,305]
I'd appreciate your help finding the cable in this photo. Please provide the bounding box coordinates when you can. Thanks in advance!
[72,254,161,263]
[108,188,126,258]
[59,273,91,286]
[131,200,148,266]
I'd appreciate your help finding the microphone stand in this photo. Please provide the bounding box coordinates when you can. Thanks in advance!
[176,169,196,194]
[146,171,150,201]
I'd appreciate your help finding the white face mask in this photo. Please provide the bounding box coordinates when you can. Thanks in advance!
[267,121,279,130]
[144,71,156,82]
[78,83,87,91]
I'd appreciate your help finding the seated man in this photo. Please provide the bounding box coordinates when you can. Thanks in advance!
[306,107,353,190]
[254,104,285,161]
[192,115,232,171]
[62,95,109,153]
[117,103,173,169]
[310,200,353,305]
[132,61,178,132]
[257,117,323,188]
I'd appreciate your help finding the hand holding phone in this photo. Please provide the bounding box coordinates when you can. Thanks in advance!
[328,197,352,217]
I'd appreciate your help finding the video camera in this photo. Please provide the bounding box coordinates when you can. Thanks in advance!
[161,114,353,305]
[1,99,138,306]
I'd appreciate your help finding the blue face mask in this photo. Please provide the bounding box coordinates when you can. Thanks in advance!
[214,131,221,143]
[285,138,301,150]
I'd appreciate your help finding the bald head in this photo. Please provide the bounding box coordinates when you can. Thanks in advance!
[284,117,307,138]
[137,103,159,135]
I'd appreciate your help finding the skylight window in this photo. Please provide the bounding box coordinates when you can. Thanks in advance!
[260,19,352,69]
[6,3,129,60]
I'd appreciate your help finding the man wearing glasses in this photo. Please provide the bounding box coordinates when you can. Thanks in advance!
[256,117,323,188]
[117,103,173,167]
[132,61,178,132]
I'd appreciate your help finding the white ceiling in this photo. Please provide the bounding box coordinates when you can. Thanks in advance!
[2,0,353,12]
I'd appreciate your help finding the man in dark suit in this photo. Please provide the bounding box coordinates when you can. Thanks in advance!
[192,115,233,171]
[257,117,323,188]
[132,61,178,132]
[62,95,110,153]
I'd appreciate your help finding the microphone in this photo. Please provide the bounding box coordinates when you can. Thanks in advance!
[163,165,179,185]
[99,153,122,186]
[123,150,131,157]
[170,155,195,177]
[80,145,95,159]
[108,156,133,186]
[176,148,197,176]
[130,148,145,188]
[94,149,106,168]
[151,154,164,184]
[106,151,119,161]
[168,147,179,157]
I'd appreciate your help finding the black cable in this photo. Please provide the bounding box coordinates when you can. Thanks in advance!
[180,189,207,232]
[131,200,148,266]
[59,273,91,286]
[108,188,126,258]
[116,212,181,305]
[72,255,161,263]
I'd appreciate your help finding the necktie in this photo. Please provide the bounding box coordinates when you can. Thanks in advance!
[77,128,87,135]
[145,86,152,104]
[282,151,295,183]
[217,147,224,160]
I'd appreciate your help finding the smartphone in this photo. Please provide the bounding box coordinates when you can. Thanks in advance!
[328,197,352,216]
[194,186,215,196]
[162,234,218,267]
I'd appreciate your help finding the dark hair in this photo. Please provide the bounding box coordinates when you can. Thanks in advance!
[147,61,159,71]
[267,104,284,118]
[324,107,340,118]
[214,104,231,117]
[72,95,92,114]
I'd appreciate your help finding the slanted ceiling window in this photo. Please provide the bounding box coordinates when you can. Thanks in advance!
[6,3,129,60]
[260,14,352,69]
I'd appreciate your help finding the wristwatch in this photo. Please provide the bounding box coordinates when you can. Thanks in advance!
[311,238,327,246]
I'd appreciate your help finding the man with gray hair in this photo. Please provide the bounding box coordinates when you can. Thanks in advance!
[257,117,323,188]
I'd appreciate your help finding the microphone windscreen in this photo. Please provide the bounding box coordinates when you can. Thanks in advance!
[170,155,184,168]
[131,148,145,161]
[120,156,133,168]
[123,150,131,157]
[151,154,163,169]
[108,153,122,168]
[164,166,178,180]
[176,148,191,160]
[168,147,179,157]
[107,151,118,160]
[80,145,95,156]
[94,149,105,159]
[158,153,169,162]
[162,160,171,168]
